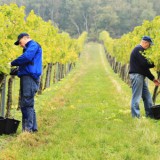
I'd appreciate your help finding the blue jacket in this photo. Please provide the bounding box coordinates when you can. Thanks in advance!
[11,40,42,80]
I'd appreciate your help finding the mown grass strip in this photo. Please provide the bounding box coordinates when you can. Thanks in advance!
[1,43,160,160]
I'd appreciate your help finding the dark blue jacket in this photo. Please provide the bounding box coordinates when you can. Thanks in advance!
[129,45,155,81]
[11,40,42,80]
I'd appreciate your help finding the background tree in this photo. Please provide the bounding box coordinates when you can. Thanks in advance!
[0,0,158,38]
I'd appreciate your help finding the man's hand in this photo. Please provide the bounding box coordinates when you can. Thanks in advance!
[153,79,160,86]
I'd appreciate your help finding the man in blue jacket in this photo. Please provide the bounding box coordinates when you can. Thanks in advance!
[11,33,42,132]
[129,36,159,118]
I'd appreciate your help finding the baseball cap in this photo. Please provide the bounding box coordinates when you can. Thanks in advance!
[142,36,153,45]
[14,33,29,45]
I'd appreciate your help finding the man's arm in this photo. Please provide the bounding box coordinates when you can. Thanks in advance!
[11,42,39,66]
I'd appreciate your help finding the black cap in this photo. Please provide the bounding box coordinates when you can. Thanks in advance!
[142,36,153,45]
[14,33,29,45]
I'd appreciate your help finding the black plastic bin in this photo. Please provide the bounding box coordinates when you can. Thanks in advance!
[151,105,160,120]
[0,117,6,135]
[4,118,20,135]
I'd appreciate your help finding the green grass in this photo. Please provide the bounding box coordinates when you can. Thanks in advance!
[1,43,160,160]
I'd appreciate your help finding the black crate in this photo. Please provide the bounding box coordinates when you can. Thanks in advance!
[0,117,6,135]
[151,105,160,120]
[4,118,20,134]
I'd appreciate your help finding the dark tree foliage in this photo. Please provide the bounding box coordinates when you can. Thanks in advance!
[0,0,158,38]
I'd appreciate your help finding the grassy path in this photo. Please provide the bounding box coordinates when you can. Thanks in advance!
[1,43,160,160]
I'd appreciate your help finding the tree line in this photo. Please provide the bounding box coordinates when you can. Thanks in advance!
[0,0,160,38]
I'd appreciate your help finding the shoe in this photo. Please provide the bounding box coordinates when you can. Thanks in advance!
[32,129,38,132]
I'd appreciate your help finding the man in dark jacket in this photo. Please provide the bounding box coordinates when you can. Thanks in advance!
[129,36,159,118]
[11,33,42,132]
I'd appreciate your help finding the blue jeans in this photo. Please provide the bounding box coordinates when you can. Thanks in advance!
[20,76,39,132]
[129,73,153,118]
